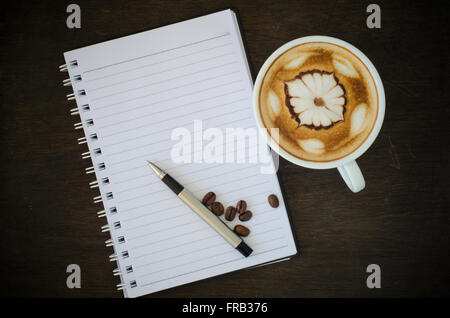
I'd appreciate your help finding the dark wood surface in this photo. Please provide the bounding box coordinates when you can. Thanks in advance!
[1,0,448,298]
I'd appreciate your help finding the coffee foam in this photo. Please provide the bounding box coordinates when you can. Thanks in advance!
[258,42,378,162]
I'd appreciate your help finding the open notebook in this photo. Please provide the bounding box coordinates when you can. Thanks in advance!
[61,9,297,298]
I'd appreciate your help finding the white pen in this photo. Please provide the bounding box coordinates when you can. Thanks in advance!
[146,161,253,257]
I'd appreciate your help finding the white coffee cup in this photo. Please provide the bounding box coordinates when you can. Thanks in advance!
[253,36,385,193]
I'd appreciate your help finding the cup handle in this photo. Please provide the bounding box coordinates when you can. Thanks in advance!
[337,160,366,193]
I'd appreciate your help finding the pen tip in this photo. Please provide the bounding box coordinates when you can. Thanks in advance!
[146,160,165,178]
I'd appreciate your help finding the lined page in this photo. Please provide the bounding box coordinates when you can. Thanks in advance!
[64,9,297,298]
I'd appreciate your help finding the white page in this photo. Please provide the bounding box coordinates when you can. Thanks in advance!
[64,9,297,298]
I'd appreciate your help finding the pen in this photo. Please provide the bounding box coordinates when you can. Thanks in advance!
[146,161,253,257]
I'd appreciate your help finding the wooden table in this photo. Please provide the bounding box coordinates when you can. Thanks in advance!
[1,0,448,297]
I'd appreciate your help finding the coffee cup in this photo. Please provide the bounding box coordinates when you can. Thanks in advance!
[253,36,385,193]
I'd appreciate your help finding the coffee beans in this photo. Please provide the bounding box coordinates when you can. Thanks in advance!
[236,200,247,214]
[233,225,250,237]
[210,202,224,216]
[268,194,279,208]
[239,210,252,222]
[202,192,254,237]
[202,192,216,206]
[225,206,237,221]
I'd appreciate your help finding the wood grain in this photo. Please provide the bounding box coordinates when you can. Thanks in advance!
[0,0,448,297]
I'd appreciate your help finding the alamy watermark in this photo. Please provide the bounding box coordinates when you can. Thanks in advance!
[366,4,381,29]
[170,120,279,174]
[366,264,381,288]
[66,4,81,29]
[66,264,81,288]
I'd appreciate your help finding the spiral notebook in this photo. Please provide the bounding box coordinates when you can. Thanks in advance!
[61,9,297,298]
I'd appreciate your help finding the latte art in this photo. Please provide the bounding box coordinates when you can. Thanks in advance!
[258,41,378,162]
[285,70,346,129]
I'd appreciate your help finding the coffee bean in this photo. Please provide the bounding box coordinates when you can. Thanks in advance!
[210,201,224,216]
[202,192,216,206]
[236,200,247,214]
[225,206,237,221]
[233,225,250,237]
[239,210,252,222]
[268,194,279,208]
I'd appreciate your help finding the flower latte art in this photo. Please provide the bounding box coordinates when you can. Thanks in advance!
[259,42,378,162]
[285,70,346,129]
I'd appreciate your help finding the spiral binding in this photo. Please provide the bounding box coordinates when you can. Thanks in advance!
[60,59,136,293]
[117,280,136,290]
[112,265,134,276]
[59,60,78,72]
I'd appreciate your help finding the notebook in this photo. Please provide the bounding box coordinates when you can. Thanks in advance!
[61,9,297,298]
